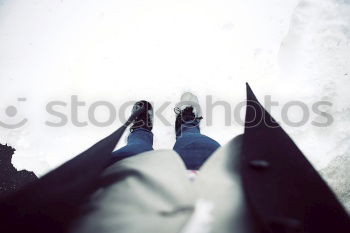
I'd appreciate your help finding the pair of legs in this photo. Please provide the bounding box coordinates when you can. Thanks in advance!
[111,95,220,170]
[111,123,220,170]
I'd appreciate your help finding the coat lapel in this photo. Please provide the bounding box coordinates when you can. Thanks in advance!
[0,106,145,233]
[241,83,350,233]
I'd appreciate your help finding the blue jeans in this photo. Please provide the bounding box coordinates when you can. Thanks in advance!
[111,124,220,170]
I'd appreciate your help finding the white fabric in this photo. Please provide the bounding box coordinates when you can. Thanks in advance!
[70,136,256,233]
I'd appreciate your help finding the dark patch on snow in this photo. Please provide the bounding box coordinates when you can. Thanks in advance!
[0,143,38,199]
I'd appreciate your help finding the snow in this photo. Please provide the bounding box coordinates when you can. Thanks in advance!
[0,0,349,177]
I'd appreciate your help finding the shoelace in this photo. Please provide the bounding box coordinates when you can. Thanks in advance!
[174,107,203,120]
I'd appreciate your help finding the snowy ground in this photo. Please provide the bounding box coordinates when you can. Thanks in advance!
[0,0,349,178]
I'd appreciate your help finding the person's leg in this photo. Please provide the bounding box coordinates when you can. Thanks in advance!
[173,92,220,170]
[111,128,153,162]
[173,114,220,170]
[111,100,154,164]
